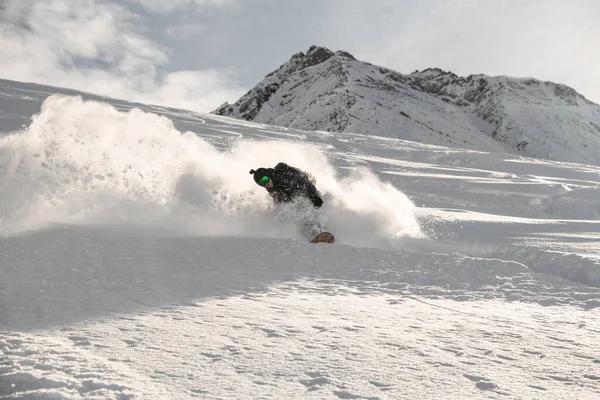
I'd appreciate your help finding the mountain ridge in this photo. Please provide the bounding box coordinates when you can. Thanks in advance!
[213,45,600,165]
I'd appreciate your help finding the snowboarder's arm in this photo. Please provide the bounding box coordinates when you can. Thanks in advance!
[305,185,323,207]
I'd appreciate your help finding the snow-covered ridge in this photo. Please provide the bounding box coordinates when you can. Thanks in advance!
[213,45,600,165]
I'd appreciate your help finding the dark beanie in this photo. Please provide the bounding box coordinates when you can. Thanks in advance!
[249,168,270,184]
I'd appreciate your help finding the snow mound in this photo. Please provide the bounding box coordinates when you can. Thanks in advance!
[548,187,600,218]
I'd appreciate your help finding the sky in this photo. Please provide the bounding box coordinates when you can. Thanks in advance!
[1,0,599,112]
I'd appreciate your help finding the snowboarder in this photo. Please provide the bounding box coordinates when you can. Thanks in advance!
[249,162,334,243]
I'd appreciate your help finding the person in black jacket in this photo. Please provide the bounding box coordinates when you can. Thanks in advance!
[249,162,323,208]
[250,162,329,241]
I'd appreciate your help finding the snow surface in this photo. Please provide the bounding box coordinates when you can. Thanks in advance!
[1,81,600,399]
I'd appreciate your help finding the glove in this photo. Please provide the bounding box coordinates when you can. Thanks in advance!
[310,194,323,208]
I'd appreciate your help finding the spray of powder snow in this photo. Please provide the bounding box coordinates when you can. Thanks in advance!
[0,95,424,248]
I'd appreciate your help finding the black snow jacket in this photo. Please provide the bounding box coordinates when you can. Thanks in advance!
[267,162,323,207]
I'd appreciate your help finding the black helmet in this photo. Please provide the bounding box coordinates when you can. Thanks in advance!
[249,168,271,185]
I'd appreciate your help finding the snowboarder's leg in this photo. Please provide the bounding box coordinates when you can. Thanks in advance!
[276,198,334,243]
[296,202,334,243]
[301,219,326,241]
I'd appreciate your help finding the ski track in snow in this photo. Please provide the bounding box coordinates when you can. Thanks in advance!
[1,84,600,399]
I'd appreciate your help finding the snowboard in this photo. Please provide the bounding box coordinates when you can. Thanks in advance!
[311,231,335,244]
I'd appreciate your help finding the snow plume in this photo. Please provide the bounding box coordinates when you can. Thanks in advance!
[0,95,423,246]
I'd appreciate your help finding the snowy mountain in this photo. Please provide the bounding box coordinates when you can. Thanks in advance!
[213,46,600,165]
[2,79,600,399]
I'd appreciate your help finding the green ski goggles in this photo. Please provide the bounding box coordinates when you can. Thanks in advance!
[257,176,270,186]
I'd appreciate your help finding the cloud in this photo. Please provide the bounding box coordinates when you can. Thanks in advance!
[166,24,206,40]
[124,0,192,13]
[124,0,247,14]
[139,69,246,111]
[0,0,245,112]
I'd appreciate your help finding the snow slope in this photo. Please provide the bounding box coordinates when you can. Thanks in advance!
[213,46,600,166]
[1,81,600,399]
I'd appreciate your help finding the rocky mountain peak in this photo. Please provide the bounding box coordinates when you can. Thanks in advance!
[212,47,600,165]
[215,46,354,121]
[268,45,348,78]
